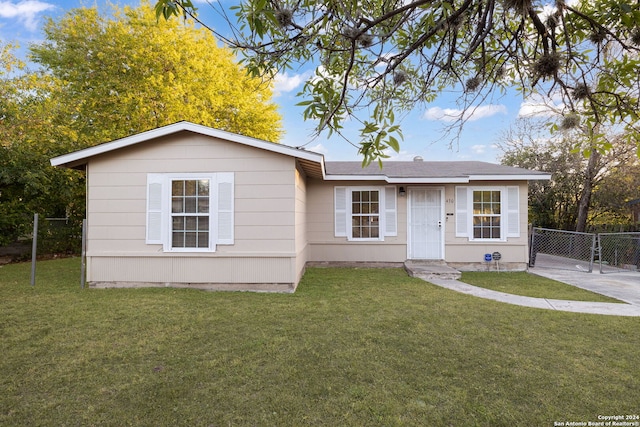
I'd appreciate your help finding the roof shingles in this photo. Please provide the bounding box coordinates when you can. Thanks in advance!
[324,161,549,180]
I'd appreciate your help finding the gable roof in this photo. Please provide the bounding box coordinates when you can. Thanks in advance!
[51,121,550,182]
[50,121,326,177]
[324,161,551,183]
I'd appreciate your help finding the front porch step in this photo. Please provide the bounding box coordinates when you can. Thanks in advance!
[404,260,462,281]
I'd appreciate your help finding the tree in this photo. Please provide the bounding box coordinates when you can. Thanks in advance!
[155,0,640,164]
[30,2,282,145]
[499,118,638,231]
[0,2,282,247]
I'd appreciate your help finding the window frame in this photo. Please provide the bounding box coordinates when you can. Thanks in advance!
[170,177,214,251]
[334,185,397,242]
[471,189,502,241]
[146,172,234,253]
[455,186,520,242]
[349,188,382,241]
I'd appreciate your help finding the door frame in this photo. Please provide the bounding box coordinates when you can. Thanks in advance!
[407,186,445,260]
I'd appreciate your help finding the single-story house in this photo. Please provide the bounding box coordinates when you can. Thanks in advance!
[51,121,551,292]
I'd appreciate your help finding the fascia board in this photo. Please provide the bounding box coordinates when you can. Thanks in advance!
[467,174,552,181]
[51,121,324,167]
[323,175,470,183]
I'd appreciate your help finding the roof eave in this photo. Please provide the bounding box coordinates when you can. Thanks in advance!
[50,121,324,168]
[323,174,551,183]
[467,174,552,181]
[323,174,471,183]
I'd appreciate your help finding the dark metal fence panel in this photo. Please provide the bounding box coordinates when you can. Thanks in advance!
[529,227,597,272]
[597,233,640,274]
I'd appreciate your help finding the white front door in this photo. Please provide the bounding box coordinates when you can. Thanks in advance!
[408,188,444,260]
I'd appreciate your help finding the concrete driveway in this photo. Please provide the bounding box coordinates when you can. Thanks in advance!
[528,264,640,306]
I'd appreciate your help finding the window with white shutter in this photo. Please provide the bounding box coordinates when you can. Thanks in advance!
[506,186,520,238]
[334,186,397,241]
[146,173,234,252]
[455,186,468,237]
[455,186,520,241]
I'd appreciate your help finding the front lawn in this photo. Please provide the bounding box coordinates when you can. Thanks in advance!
[460,271,623,302]
[1,259,638,426]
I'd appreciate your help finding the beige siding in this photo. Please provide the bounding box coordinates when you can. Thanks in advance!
[88,256,298,291]
[85,131,301,288]
[306,179,408,263]
[306,179,530,268]
[294,166,309,282]
[443,181,529,268]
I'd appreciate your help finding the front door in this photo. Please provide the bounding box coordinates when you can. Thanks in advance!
[408,188,443,260]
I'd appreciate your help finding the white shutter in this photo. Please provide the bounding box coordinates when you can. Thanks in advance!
[384,186,397,237]
[506,186,520,238]
[217,172,234,245]
[455,186,468,237]
[146,174,164,244]
[334,187,347,237]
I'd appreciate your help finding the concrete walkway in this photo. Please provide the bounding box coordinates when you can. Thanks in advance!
[425,277,640,317]
[405,261,640,316]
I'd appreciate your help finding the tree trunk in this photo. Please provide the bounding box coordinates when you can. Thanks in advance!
[575,149,601,232]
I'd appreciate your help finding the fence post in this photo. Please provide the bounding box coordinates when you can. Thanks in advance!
[529,228,537,267]
[30,213,38,286]
[80,219,87,289]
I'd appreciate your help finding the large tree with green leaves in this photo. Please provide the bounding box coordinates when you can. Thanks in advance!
[499,118,639,231]
[30,2,282,145]
[156,0,640,164]
[0,2,282,247]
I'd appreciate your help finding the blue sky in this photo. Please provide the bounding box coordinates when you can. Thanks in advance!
[0,0,548,163]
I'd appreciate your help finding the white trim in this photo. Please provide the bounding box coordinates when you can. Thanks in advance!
[455,186,469,237]
[324,175,470,183]
[146,172,235,253]
[323,175,549,183]
[467,186,511,242]
[334,187,347,237]
[334,185,397,241]
[455,186,522,242]
[347,187,385,242]
[51,121,324,168]
[164,173,218,253]
[467,174,552,181]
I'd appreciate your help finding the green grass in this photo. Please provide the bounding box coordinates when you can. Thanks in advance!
[1,259,639,426]
[460,271,623,303]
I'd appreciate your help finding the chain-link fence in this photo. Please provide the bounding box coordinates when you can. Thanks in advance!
[529,227,597,272]
[0,216,83,264]
[597,232,640,274]
[0,214,85,286]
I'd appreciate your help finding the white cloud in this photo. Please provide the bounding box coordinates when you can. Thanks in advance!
[274,71,309,96]
[0,1,54,32]
[423,104,507,122]
[518,94,565,118]
[471,144,486,154]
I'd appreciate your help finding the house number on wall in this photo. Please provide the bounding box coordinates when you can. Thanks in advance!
[446,198,455,204]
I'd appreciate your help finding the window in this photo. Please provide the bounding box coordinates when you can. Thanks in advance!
[351,190,380,239]
[455,186,520,241]
[334,186,397,241]
[171,179,210,249]
[472,190,501,239]
[146,173,234,252]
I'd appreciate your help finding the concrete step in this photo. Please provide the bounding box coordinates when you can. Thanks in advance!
[404,260,462,280]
